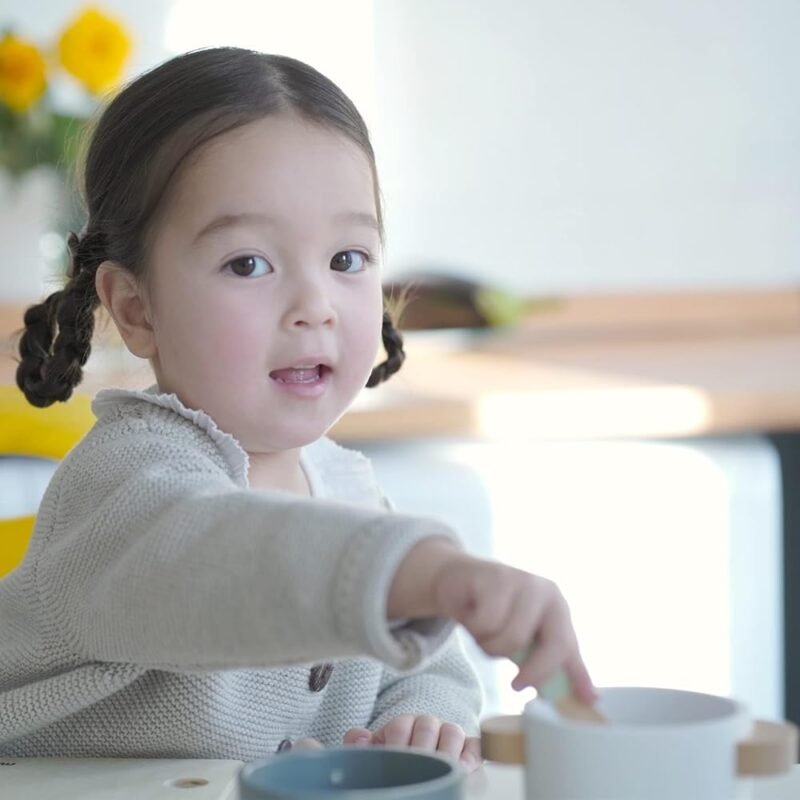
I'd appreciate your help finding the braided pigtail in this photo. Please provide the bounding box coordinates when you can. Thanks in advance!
[366,309,406,388]
[16,231,103,407]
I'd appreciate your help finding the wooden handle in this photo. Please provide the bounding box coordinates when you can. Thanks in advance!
[737,720,799,776]
[480,715,526,765]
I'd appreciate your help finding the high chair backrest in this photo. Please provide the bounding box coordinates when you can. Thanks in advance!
[0,386,95,578]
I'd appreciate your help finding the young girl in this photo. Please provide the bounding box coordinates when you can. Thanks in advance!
[2,47,594,767]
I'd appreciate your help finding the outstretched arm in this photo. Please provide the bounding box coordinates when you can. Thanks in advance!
[36,434,460,673]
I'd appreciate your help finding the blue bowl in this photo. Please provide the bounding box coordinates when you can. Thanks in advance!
[239,746,465,799]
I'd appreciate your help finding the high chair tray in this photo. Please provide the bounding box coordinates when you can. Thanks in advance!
[2,757,798,799]
[0,758,243,799]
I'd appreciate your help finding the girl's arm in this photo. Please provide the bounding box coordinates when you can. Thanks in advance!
[35,434,461,673]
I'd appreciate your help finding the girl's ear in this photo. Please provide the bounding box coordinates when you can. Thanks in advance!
[95,262,157,359]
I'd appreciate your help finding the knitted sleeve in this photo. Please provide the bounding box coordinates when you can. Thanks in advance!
[34,433,460,673]
[368,629,484,736]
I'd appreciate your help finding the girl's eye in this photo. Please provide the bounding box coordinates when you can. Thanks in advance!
[331,250,369,273]
[224,255,272,278]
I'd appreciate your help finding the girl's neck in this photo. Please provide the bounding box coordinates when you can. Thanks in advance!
[247,448,310,496]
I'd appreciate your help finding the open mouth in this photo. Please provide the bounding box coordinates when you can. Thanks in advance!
[269,364,331,384]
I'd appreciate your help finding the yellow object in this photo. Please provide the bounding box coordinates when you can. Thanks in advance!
[0,34,47,113]
[58,7,132,94]
[0,516,36,578]
[0,386,95,578]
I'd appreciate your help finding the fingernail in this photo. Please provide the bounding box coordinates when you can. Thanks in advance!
[354,735,370,746]
[460,755,480,773]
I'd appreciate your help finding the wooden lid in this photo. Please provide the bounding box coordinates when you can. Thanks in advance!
[480,715,526,765]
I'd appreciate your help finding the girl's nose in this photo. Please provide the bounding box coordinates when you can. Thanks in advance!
[283,281,337,330]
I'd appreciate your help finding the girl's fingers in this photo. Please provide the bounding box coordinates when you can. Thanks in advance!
[435,722,465,760]
[353,715,481,776]
[513,593,577,690]
[478,584,545,658]
[565,652,598,704]
[409,715,441,751]
[460,583,514,644]
[459,736,483,772]
[293,737,324,750]
[343,727,372,746]
[513,633,572,690]
[380,714,416,746]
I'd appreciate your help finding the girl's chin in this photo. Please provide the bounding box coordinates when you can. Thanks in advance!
[246,418,342,452]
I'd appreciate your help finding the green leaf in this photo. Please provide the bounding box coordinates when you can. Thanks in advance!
[475,287,562,327]
[50,113,86,170]
[0,108,87,175]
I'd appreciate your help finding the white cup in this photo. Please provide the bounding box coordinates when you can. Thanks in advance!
[481,687,798,800]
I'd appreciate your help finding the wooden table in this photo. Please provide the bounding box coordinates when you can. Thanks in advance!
[4,289,800,442]
[4,290,800,726]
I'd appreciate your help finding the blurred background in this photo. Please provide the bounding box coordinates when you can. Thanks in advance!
[1,0,799,728]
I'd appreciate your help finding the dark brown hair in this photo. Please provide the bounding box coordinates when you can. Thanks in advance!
[16,47,404,407]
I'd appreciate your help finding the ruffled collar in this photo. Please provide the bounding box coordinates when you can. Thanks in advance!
[91,385,328,497]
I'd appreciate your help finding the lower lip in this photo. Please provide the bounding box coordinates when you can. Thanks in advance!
[269,366,332,398]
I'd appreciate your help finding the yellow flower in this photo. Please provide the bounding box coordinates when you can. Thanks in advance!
[58,7,132,94]
[0,34,47,113]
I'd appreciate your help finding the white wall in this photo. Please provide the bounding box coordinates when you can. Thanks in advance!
[5,0,797,293]
[372,0,800,293]
[163,0,377,126]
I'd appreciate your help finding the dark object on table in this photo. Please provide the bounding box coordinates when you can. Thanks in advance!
[383,272,555,331]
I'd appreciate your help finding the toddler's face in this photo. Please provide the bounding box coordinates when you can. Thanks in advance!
[145,113,384,452]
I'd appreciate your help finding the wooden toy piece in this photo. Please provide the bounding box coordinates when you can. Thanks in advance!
[538,669,608,724]
[511,645,608,725]
[736,719,799,776]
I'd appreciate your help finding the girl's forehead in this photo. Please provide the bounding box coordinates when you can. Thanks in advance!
[164,114,377,232]
[187,115,372,192]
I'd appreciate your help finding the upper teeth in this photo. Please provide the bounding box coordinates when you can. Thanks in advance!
[294,364,318,368]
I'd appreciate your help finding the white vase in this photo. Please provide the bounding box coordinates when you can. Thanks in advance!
[0,166,68,304]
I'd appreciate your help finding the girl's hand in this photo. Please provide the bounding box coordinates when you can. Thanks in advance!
[436,554,595,702]
[387,539,595,702]
[291,737,324,750]
[342,715,482,772]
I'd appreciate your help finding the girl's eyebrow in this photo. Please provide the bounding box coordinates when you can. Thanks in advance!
[193,212,267,243]
[192,211,379,243]
[333,211,380,231]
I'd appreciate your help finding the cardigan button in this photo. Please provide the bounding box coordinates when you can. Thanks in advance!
[276,738,293,752]
[308,663,334,692]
